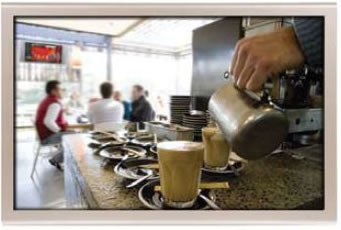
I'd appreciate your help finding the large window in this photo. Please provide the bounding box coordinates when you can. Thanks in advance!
[111,50,192,118]
[15,40,107,126]
[112,50,177,99]
[175,54,192,95]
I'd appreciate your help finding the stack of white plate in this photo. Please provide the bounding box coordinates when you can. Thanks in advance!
[170,95,192,125]
[182,111,207,141]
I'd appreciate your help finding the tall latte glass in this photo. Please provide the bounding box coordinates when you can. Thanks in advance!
[202,127,230,170]
[157,141,204,209]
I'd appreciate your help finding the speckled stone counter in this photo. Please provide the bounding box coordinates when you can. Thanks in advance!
[63,133,323,210]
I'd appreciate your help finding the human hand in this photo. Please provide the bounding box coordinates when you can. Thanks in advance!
[230,27,305,91]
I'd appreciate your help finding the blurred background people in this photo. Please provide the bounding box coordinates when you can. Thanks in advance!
[35,80,70,170]
[154,95,168,121]
[130,84,155,128]
[113,90,131,121]
[144,90,149,98]
[66,91,83,114]
[88,82,124,131]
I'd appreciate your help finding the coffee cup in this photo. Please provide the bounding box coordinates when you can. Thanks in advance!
[202,127,230,170]
[157,141,204,209]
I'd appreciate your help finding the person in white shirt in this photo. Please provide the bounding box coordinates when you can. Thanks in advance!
[88,82,124,131]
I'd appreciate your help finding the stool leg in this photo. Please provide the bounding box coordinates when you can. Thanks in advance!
[31,144,41,178]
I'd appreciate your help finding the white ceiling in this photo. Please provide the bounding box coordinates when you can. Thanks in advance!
[115,18,218,50]
[17,18,219,51]
[17,18,142,36]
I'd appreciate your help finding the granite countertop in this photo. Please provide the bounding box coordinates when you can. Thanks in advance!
[63,133,323,210]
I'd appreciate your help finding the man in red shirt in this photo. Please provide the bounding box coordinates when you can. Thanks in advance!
[35,80,70,170]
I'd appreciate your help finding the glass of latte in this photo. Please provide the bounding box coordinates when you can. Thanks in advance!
[157,141,204,209]
[202,127,231,171]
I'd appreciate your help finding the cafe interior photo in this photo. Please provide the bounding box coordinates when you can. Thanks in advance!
[15,16,324,210]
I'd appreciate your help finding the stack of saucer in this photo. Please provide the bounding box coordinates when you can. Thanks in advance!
[182,111,208,141]
[206,110,212,124]
[170,95,192,125]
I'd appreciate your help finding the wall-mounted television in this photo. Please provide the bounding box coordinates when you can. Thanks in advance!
[24,42,62,63]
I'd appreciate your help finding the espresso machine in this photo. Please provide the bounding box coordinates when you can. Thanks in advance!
[267,67,323,146]
[191,18,323,160]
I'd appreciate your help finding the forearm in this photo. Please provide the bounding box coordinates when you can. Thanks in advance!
[44,103,61,133]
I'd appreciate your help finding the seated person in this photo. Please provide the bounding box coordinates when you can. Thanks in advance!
[113,90,131,121]
[35,80,70,170]
[88,82,124,131]
[130,84,155,129]
[65,91,84,115]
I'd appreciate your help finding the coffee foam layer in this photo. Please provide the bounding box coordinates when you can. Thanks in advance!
[157,141,204,152]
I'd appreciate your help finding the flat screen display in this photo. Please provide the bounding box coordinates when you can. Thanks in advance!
[24,42,62,63]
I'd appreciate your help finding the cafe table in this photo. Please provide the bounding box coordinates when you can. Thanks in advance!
[16,113,93,133]
[63,133,323,210]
